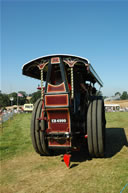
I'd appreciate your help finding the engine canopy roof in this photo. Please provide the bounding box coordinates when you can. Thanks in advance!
[22,54,103,87]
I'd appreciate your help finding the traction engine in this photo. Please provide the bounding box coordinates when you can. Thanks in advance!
[22,54,106,167]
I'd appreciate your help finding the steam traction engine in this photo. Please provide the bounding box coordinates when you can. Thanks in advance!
[22,54,106,167]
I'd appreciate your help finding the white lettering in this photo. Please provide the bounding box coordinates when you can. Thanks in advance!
[51,119,67,123]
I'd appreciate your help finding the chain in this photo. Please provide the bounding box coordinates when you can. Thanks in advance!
[41,69,43,100]
[71,67,74,99]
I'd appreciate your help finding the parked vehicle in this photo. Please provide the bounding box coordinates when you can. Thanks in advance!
[23,104,33,112]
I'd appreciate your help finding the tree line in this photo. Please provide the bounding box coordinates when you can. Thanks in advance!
[0,91,41,108]
[0,90,128,108]
[104,91,128,100]
[115,91,128,100]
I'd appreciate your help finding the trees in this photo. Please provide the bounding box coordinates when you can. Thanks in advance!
[17,91,27,105]
[0,93,10,108]
[8,91,27,105]
[0,91,27,108]
[120,91,128,100]
[8,92,17,105]
[30,91,41,104]
[1,89,127,109]
[115,92,121,97]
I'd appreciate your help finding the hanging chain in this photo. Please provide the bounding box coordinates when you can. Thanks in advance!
[41,69,43,100]
[71,67,74,99]
[37,60,49,101]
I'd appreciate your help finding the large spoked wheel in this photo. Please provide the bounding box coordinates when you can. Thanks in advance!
[31,98,49,155]
[87,97,105,157]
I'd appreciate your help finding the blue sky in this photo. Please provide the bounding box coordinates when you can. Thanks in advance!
[1,0,128,96]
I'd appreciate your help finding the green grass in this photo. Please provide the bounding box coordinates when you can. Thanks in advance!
[105,112,128,157]
[106,112,128,128]
[0,113,32,161]
[0,112,128,193]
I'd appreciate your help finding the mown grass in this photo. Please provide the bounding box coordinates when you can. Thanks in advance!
[0,113,32,161]
[0,112,128,193]
[106,112,128,128]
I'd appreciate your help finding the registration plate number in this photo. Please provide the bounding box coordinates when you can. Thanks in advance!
[51,119,67,123]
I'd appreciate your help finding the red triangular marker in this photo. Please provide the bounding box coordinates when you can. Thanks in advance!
[63,154,71,168]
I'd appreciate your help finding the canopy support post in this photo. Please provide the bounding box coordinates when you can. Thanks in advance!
[41,69,43,100]
[63,58,77,99]
[38,60,49,100]
[71,67,74,99]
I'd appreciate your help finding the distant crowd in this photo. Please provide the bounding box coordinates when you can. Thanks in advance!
[0,108,24,124]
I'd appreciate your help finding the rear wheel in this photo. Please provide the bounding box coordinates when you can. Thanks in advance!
[31,99,49,155]
[87,97,105,157]
[87,99,94,157]
[97,99,105,157]
[31,99,40,154]
[92,99,99,157]
[38,100,49,155]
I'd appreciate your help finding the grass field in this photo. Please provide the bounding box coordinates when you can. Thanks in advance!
[0,112,128,193]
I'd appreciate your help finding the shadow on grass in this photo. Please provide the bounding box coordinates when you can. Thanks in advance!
[68,127,128,167]
[71,148,91,162]
[105,127,128,158]
[60,146,91,168]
